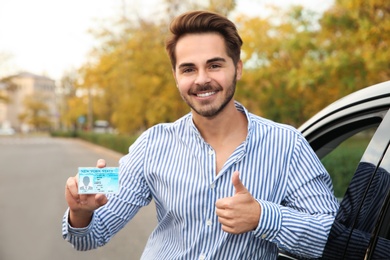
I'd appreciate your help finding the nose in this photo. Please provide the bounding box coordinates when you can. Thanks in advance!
[194,69,211,85]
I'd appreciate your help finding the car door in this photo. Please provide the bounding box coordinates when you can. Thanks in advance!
[278,81,390,259]
[365,135,390,259]
[321,108,390,259]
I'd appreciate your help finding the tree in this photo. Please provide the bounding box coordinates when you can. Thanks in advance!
[236,6,324,126]
[208,0,236,16]
[235,1,390,126]
[78,16,188,134]
[0,76,17,103]
[19,94,52,131]
[58,70,82,131]
[320,0,390,86]
[64,1,390,133]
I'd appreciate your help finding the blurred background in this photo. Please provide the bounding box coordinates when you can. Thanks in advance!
[2,0,388,136]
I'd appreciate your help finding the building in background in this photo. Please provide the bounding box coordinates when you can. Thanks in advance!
[0,72,58,133]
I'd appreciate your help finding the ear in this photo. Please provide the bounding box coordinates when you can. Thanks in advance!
[236,60,243,80]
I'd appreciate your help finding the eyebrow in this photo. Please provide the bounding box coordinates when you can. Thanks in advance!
[207,57,226,63]
[178,57,227,69]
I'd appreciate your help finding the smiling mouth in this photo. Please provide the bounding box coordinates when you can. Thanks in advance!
[196,92,216,97]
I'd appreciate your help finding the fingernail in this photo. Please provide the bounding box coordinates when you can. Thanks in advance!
[98,159,105,163]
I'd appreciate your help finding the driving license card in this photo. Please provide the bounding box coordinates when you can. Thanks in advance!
[78,167,119,194]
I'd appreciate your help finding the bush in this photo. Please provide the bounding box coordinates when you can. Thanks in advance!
[50,131,138,154]
[50,130,78,138]
[78,132,138,154]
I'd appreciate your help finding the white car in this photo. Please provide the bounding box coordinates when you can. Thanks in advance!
[0,127,15,135]
[279,81,390,259]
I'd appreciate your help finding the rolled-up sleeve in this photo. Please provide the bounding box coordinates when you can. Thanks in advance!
[252,135,339,259]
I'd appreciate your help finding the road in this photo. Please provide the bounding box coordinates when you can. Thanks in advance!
[0,135,157,260]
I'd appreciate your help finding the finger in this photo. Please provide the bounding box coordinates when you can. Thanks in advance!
[215,207,225,217]
[232,171,247,194]
[218,216,235,231]
[216,207,234,219]
[221,224,240,234]
[66,176,80,202]
[215,198,224,209]
[96,159,106,168]
[79,194,91,205]
[218,216,244,234]
[215,198,233,210]
[95,194,108,207]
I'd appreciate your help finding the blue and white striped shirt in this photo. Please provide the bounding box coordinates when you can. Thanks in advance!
[63,102,339,259]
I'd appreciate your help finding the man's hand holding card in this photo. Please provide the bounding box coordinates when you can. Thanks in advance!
[65,159,117,228]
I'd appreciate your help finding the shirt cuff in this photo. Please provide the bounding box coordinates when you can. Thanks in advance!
[253,199,282,241]
[62,208,94,238]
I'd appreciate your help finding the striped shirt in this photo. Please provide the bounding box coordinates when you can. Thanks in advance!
[62,102,339,259]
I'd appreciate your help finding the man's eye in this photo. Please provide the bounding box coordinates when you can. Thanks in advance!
[210,64,221,69]
[182,68,194,73]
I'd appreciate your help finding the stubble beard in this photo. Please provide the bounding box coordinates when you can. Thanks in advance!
[181,76,237,118]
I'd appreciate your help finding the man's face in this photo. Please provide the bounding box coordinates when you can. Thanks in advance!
[83,176,90,186]
[173,33,242,118]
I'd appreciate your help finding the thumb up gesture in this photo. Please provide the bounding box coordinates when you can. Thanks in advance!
[215,171,261,234]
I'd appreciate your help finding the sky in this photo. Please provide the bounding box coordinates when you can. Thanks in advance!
[0,0,333,81]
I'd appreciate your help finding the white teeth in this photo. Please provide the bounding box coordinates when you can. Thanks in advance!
[197,92,215,97]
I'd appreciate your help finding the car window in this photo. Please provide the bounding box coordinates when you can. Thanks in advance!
[321,109,390,259]
[321,128,377,199]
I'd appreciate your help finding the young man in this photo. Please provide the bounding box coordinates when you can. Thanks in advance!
[63,10,339,259]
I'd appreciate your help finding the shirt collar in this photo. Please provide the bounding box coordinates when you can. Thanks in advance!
[187,101,253,141]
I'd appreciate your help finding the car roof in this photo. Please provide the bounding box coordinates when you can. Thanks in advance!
[298,81,390,158]
[299,81,390,135]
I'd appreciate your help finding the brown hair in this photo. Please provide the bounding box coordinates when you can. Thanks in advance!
[165,10,243,69]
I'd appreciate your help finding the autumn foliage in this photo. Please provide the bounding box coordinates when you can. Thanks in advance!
[60,0,390,134]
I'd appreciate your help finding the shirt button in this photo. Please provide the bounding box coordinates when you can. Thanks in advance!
[261,234,267,239]
[199,254,206,260]
[210,183,215,189]
[206,219,212,226]
[208,150,214,155]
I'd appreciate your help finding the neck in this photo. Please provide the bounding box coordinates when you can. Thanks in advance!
[192,101,248,144]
